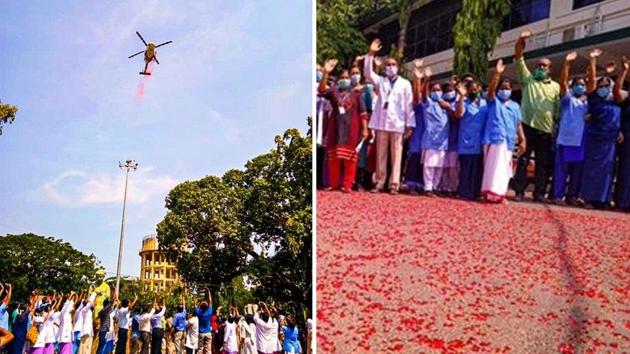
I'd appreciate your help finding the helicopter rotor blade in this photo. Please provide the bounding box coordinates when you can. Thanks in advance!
[155,41,173,48]
[136,31,148,46]
[128,50,145,59]
[154,56,160,65]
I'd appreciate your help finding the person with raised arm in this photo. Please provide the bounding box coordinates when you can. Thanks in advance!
[551,51,589,205]
[139,300,156,354]
[318,58,368,193]
[115,294,138,354]
[78,291,96,354]
[0,283,12,331]
[614,56,630,211]
[481,59,526,203]
[419,67,450,197]
[172,295,187,354]
[57,292,77,354]
[580,49,624,209]
[512,29,560,203]
[150,298,166,354]
[453,77,488,200]
[404,60,426,195]
[194,289,213,354]
[363,39,415,194]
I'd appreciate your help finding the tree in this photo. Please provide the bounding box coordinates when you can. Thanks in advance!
[453,0,511,84]
[0,103,18,136]
[157,120,312,324]
[0,233,102,301]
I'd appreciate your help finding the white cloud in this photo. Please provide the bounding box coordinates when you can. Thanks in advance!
[39,166,179,207]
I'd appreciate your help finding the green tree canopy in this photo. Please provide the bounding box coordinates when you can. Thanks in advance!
[157,122,311,323]
[0,233,102,301]
[453,0,511,84]
[0,103,18,136]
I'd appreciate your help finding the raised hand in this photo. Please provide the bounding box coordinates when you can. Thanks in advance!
[589,48,602,59]
[374,56,383,69]
[496,59,505,73]
[412,67,423,81]
[457,82,467,96]
[369,39,382,55]
[413,59,424,69]
[606,61,616,74]
[519,29,532,39]
[323,59,337,74]
[622,56,629,70]
[424,66,433,78]
[565,51,578,62]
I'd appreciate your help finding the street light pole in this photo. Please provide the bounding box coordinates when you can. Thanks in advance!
[115,159,138,298]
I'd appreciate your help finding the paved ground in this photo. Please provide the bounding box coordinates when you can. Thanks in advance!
[316,191,630,353]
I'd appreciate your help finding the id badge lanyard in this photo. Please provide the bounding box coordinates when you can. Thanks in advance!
[383,77,397,110]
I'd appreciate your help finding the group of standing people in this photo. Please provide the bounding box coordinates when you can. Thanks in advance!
[0,284,309,354]
[316,29,630,210]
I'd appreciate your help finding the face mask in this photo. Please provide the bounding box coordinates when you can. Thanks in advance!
[443,91,456,101]
[481,91,488,99]
[350,74,361,86]
[316,71,323,83]
[385,66,398,78]
[597,86,611,98]
[534,68,548,81]
[468,92,481,100]
[337,79,351,90]
[572,85,586,96]
[430,91,442,102]
[497,89,512,101]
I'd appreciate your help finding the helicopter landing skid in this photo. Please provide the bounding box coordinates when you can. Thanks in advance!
[139,72,151,76]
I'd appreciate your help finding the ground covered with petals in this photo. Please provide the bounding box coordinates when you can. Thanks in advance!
[316,191,630,353]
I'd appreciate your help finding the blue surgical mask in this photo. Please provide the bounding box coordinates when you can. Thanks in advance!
[497,89,512,101]
[597,86,611,98]
[443,91,456,101]
[350,74,361,86]
[430,91,442,102]
[316,71,322,83]
[572,84,586,96]
[337,79,351,90]
[385,66,398,78]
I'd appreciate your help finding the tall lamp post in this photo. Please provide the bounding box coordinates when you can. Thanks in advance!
[115,159,138,298]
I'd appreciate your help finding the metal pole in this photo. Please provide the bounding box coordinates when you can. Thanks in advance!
[115,159,137,298]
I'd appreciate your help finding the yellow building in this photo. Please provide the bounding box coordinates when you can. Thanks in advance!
[139,234,180,292]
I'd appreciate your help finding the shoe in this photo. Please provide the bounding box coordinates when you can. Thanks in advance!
[370,187,382,194]
[409,189,419,196]
[553,198,567,206]
[425,191,436,198]
[534,195,551,204]
[340,187,351,194]
[390,188,399,195]
[514,194,524,202]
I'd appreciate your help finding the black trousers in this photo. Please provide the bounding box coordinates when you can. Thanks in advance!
[115,328,128,354]
[151,328,164,354]
[316,145,326,188]
[513,124,554,197]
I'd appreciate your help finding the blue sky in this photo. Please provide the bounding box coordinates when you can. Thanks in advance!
[0,0,312,277]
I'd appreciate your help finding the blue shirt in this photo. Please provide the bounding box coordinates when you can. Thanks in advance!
[458,98,488,155]
[0,303,8,330]
[446,98,459,152]
[482,98,522,151]
[421,100,450,150]
[408,103,425,153]
[173,310,187,332]
[282,326,300,353]
[131,315,140,337]
[557,93,588,147]
[194,307,213,334]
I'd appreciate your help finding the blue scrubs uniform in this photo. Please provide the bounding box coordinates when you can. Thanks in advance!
[580,93,621,204]
[457,98,487,199]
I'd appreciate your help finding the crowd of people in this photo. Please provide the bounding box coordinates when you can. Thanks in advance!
[0,284,311,354]
[316,30,630,210]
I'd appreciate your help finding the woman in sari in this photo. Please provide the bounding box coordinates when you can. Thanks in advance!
[318,59,368,193]
[613,56,630,211]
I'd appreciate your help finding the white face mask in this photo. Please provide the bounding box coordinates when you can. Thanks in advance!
[385,66,398,78]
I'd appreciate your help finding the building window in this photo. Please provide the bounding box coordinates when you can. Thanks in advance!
[503,0,551,31]
[405,0,462,60]
[573,0,606,9]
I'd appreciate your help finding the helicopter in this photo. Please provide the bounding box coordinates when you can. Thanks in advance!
[128,31,173,75]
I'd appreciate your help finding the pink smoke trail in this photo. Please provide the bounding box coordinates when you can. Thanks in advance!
[134,61,154,101]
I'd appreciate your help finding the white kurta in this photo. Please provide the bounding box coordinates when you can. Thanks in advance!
[58,300,74,343]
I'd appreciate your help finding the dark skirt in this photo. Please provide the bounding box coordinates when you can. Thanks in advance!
[458,154,483,200]
[615,137,630,209]
[405,152,423,191]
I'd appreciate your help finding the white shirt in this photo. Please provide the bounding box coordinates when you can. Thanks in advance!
[105,311,116,342]
[45,312,59,344]
[364,54,415,133]
[80,292,97,338]
[116,307,130,330]
[139,309,155,333]
[222,322,238,352]
[185,317,199,349]
[239,322,257,354]
[32,315,47,348]
[254,314,279,354]
[58,299,74,343]
[73,302,85,334]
